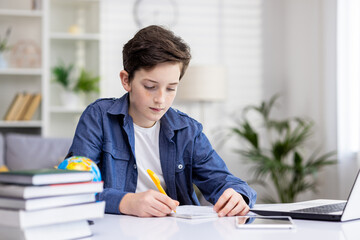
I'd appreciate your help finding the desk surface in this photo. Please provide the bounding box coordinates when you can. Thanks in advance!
[91,214,359,240]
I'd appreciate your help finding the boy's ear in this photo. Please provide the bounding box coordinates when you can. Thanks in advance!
[120,70,131,92]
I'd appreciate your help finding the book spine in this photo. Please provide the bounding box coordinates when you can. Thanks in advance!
[4,93,23,121]
[14,93,33,121]
[23,93,42,121]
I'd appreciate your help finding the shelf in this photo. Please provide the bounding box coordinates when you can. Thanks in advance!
[0,68,42,76]
[0,121,42,128]
[51,0,99,4]
[50,32,100,41]
[45,0,100,137]
[50,106,85,113]
[0,9,42,17]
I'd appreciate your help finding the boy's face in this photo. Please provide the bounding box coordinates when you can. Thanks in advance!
[120,62,181,128]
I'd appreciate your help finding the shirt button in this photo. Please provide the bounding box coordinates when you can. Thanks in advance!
[178,164,183,170]
[133,164,137,169]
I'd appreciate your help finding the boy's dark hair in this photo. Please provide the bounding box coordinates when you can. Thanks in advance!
[123,25,191,81]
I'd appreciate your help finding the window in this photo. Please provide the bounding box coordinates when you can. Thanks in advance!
[337,0,360,160]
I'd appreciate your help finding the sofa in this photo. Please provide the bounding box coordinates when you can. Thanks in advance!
[0,133,72,171]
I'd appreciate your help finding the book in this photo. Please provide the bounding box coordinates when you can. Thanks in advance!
[0,220,92,240]
[171,205,219,219]
[4,93,24,121]
[22,93,42,121]
[14,92,33,121]
[0,193,95,210]
[0,201,105,228]
[9,92,28,121]
[0,181,103,199]
[0,169,93,185]
[3,93,19,121]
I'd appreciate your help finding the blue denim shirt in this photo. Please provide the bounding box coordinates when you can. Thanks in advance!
[67,93,256,214]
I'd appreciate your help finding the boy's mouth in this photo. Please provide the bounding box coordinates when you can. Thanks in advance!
[150,107,164,112]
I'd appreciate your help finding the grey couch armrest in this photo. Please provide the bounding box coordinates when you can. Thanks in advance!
[0,133,4,167]
[5,133,72,170]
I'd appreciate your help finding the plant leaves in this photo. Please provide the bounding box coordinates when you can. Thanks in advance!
[230,120,258,149]
[51,61,74,90]
[228,94,337,203]
[73,69,100,93]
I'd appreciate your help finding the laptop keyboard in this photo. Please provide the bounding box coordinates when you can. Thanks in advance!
[291,202,346,214]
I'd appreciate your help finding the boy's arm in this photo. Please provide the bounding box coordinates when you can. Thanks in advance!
[67,103,103,163]
[192,131,257,209]
[66,103,126,214]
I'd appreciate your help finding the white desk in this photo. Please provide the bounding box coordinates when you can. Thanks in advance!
[91,214,360,240]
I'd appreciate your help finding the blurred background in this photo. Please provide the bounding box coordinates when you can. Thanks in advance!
[0,0,359,203]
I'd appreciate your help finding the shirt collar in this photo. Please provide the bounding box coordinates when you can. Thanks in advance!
[161,107,189,133]
[107,93,129,116]
[107,93,132,127]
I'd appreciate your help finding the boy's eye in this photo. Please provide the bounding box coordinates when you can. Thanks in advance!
[167,88,176,91]
[144,85,155,90]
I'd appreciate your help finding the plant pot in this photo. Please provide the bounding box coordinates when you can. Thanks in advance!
[0,52,7,69]
[60,91,80,109]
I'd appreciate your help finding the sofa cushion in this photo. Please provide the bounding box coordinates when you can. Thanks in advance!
[5,134,72,170]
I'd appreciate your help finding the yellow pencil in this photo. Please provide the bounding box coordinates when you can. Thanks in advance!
[147,169,176,213]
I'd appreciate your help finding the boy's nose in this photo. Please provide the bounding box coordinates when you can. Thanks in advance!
[154,90,165,103]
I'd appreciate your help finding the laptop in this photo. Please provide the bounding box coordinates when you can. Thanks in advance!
[251,170,360,221]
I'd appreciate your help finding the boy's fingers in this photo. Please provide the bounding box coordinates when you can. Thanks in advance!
[217,194,238,217]
[214,188,250,217]
[154,192,179,211]
[237,204,250,216]
[214,188,233,212]
[227,202,249,216]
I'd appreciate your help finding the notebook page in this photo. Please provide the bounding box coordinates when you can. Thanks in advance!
[171,205,218,219]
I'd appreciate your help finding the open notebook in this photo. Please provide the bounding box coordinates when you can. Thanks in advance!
[171,205,218,219]
[251,170,360,221]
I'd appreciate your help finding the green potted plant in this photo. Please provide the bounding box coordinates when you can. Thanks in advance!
[51,61,74,91]
[74,69,100,94]
[74,69,100,105]
[52,62,100,108]
[229,95,336,203]
[0,27,12,68]
[51,61,78,108]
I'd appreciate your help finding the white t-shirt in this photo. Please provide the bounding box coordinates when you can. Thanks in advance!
[134,121,166,193]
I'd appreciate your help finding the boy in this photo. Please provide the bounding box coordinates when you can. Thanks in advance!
[67,25,256,217]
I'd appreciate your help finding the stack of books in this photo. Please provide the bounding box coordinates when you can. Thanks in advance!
[0,169,105,240]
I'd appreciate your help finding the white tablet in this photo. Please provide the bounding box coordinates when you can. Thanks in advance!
[235,216,295,229]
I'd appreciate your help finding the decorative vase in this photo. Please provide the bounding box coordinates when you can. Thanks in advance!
[0,52,7,69]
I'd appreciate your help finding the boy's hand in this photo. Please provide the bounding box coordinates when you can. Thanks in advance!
[213,188,250,217]
[119,190,179,217]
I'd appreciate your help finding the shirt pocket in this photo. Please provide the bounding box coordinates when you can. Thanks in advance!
[175,157,196,202]
[175,158,188,183]
[103,142,131,189]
